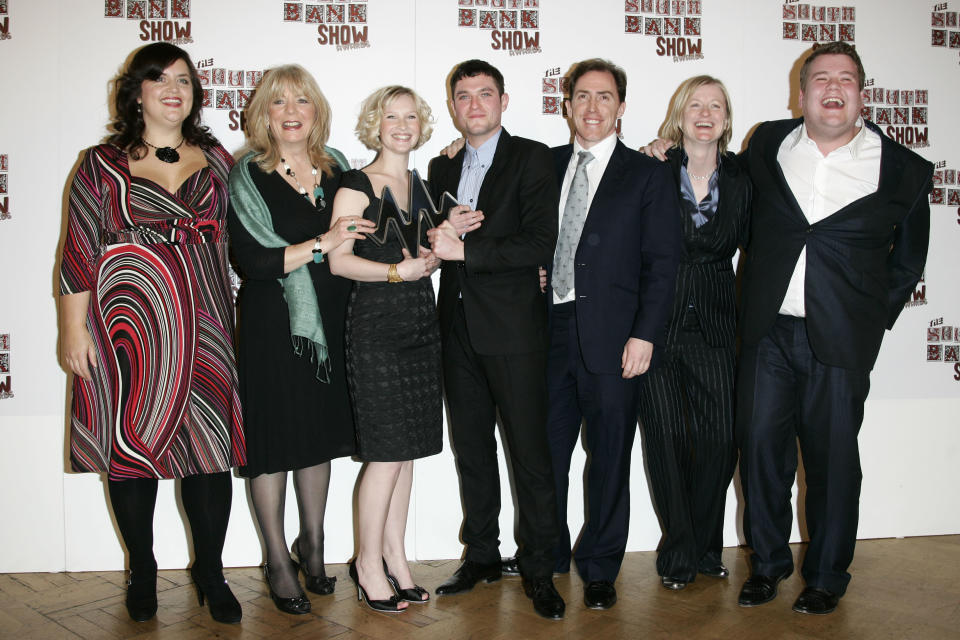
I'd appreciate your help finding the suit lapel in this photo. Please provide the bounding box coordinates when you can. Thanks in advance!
[476,128,511,211]
[766,118,809,226]
[583,140,629,230]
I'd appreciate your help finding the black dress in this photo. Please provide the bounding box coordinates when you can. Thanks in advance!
[340,169,442,462]
[228,161,355,477]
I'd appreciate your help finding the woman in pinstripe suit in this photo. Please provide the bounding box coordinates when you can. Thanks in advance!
[637,76,750,590]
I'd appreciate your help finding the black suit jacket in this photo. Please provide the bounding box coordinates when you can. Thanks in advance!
[429,129,559,355]
[740,118,933,370]
[663,148,751,347]
[551,140,682,375]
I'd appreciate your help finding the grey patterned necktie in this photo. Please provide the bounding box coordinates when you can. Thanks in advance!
[553,150,594,299]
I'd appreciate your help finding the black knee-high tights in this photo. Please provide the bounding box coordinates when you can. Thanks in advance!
[108,472,232,578]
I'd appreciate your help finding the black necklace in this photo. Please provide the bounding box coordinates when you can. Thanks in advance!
[142,137,184,163]
[281,157,325,209]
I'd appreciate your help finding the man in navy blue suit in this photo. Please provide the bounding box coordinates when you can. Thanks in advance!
[546,58,681,610]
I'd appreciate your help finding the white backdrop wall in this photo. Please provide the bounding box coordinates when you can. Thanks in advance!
[0,0,957,573]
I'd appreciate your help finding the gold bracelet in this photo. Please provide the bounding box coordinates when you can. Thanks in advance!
[387,263,404,283]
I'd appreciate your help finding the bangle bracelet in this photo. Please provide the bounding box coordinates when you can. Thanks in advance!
[312,235,324,263]
[387,263,403,283]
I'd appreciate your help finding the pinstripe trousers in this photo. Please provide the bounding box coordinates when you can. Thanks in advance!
[637,318,737,582]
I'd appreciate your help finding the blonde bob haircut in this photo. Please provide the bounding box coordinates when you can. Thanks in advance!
[244,64,336,176]
[355,86,434,151]
[658,75,733,154]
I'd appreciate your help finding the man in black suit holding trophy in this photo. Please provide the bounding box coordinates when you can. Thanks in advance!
[427,59,565,620]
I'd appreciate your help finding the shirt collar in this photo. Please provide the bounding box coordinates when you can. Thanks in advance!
[465,128,502,168]
[572,132,618,167]
[789,117,868,158]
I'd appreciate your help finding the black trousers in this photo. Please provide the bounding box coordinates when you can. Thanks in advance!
[637,317,736,582]
[546,302,641,583]
[736,315,870,596]
[443,302,559,579]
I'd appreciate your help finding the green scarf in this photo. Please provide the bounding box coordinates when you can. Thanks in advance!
[228,147,350,382]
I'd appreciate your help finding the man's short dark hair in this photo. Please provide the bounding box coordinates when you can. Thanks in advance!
[450,59,505,96]
[799,41,866,91]
[566,58,627,103]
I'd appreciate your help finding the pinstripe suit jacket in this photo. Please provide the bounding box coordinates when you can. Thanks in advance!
[663,148,751,347]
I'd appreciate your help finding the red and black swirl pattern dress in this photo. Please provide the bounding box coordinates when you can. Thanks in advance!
[60,143,245,480]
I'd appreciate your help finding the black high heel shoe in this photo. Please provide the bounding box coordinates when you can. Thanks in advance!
[348,559,406,614]
[125,569,158,622]
[192,568,242,624]
[291,538,337,596]
[382,559,430,604]
[263,563,311,615]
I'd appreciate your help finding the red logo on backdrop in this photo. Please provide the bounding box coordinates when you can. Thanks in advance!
[931,3,960,50]
[195,59,264,132]
[906,272,928,308]
[781,2,855,43]
[282,1,370,50]
[103,0,193,43]
[625,0,703,62]
[929,160,960,227]
[0,154,9,221]
[0,333,12,400]
[1,0,11,41]
[926,318,960,382]
[860,80,930,149]
[541,67,569,116]
[457,0,542,56]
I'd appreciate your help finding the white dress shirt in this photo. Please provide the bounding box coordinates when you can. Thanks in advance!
[776,119,882,317]
[553,133,618,305]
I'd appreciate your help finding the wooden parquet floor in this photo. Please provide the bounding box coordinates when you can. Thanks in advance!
[2,536,959,639]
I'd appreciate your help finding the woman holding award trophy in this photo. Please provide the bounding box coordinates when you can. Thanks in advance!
[328,86,442,614]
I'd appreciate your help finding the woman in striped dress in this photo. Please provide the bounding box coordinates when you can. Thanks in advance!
[59,43,244,624]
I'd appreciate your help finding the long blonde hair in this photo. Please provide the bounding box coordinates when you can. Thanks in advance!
[244,64,335,175]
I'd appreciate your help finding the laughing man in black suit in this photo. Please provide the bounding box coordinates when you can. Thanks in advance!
[735,42,932,615]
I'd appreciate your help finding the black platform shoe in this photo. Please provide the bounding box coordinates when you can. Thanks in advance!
[192,568,242,623]
[125,569,158,622]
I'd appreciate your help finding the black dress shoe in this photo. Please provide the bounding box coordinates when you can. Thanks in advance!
[435,560,501,595]
[263,564,311,615]
[737,569,793,607]
[291,538,336,596]
[523,577,565,620]
[660,576,688,591]
[383,559,430,603]
[583,581,617,609]
[125,570,158,622]
[792,586,839,615]
[699,563,729,578]
[348,559,406,614]
[501,556,521,577]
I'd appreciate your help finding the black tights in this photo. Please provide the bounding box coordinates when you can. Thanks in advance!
[249,462,331,597]
[108,472,233,579]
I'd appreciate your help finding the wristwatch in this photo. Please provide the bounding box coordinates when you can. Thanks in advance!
[312,235,324,263]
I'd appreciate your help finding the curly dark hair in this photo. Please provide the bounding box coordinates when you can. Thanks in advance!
[108,42,217,159]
